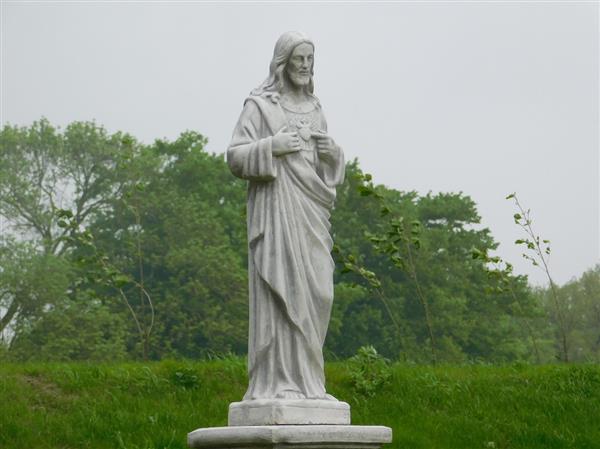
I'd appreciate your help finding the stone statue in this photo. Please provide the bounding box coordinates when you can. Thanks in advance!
[188,32,392,447]
[226,31,345,404]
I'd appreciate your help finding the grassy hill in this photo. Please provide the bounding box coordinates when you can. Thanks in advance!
[1,360,599,449]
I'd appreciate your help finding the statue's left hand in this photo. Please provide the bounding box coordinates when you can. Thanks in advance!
[312,132,340,162]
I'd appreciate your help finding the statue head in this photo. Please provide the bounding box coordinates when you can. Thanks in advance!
[252,31,315,96]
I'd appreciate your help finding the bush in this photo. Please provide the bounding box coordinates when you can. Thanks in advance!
[347,345,391,396]
[8,299,128,362]
[170,366,201,389]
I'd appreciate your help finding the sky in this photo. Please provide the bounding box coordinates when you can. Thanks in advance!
[1,1,598,286]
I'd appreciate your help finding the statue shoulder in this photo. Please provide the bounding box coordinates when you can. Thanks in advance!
[245,92,282,107]
[240,93,286,132]
[242,93,283,121]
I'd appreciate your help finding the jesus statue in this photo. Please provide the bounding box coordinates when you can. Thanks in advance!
[226,31,345,404]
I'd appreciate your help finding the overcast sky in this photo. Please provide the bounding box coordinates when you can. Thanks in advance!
[1,1,598,286]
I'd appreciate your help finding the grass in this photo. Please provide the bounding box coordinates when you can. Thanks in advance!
[1,360,599,449]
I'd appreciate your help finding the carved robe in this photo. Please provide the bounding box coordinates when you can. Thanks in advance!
[227,93,345,400]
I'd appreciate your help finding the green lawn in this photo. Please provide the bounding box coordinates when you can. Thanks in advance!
[1,360,599,449]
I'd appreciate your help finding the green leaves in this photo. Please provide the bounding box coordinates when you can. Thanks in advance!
[56,209,74,219]
[358,185,374,197]
[2,119,568,363]
[471,247,484,260]
[508,192,569,361]
[338,250,382,290]
[348,345,391,397]
[112,274,132,289]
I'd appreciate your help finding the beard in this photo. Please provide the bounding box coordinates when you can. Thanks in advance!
[287,71,311,88]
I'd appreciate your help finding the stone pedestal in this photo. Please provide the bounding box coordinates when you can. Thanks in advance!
[188,398,391,449]
[228,399,350,426]
[188,425,392,449]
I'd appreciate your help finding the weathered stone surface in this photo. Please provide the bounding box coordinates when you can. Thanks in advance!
[188,425,392,449]
[227,31,345,401]
[187,32,391,449]
[228,399,350,426]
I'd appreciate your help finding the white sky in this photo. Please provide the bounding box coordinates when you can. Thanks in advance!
[1,1,598,286]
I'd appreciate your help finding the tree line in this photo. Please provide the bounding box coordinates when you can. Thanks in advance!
[1,119,598,363]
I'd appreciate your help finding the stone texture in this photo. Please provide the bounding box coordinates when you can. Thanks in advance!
[228,399,350,426]
[187,32,392,449]
[188,425,392,449]
[227,31,345,401]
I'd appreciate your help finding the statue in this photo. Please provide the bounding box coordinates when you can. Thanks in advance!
[188,32,391,447]
[226,31,345,403]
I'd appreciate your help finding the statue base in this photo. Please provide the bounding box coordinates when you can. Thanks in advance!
[188,425,392,449]
[228,399,350,426]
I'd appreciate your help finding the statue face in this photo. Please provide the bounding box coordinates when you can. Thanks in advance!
[286,43,313,88]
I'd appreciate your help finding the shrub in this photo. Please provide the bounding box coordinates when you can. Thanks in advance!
[347,345,391,396]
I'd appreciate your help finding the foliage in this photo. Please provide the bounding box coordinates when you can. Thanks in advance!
[7,298,128,362]
[0,239,71,338]
[507,192,571,362]
[337,170,437,362]
[347,345,392,397]
[0,119,139,255]
[470,246,548,363]
[330,163,539,363]
[0,119,142,338]
[1,119,597,363]
[539,265,600,362]
[83,131,248,359]
[57,207,156,360]
[0,122,249,360]
[170,366,201,389]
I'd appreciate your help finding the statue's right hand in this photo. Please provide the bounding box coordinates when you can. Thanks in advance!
[271,127,301,156]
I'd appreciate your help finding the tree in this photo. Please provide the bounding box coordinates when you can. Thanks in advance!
[0,119,140,255]
[507,193,572,362]
[2,119,554,362]
[7,295,128,362]
[542,265,600,362]
[0,239,71,338]
[330,163,539,362]
[82,131,249,359]
[0,119,142,334]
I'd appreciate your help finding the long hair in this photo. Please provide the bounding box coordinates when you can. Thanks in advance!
[251,31,315,97]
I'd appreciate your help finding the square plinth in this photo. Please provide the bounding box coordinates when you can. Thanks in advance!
[188,425,392,449]
[228,399,350,426]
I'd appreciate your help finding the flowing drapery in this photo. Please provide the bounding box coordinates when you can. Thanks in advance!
[227,94,344,399]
